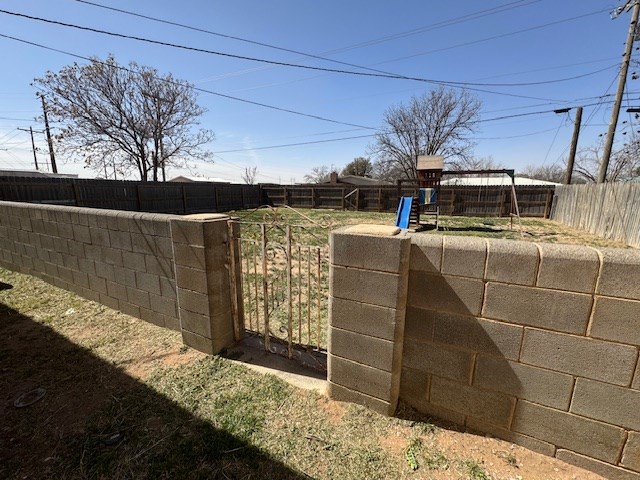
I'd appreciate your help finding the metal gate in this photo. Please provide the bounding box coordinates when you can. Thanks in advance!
[229,206,332,361]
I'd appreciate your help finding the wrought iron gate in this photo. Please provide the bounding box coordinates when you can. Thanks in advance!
[230,207,332,359]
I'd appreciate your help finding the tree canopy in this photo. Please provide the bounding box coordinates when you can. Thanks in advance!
[341,157,373,177]
[33,55,214,181]
[370,87,481,181]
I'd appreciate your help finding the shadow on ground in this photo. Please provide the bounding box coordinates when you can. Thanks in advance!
[0,300,308,479]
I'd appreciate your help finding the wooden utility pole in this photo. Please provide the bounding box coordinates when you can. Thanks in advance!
[564,106,583,184]
[599,0,640,183]
[40,96,58,174]
[17,126,41,170]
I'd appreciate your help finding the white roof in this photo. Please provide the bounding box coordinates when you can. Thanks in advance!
[441,176,560,186]
[170,175,230,183]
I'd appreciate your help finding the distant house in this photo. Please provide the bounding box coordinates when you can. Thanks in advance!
[441,176,560,187]
[320,172,392,186]
[169,175,230,184]
[0,169,78,179]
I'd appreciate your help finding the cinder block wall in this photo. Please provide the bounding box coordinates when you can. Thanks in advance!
[402,235,640,479]
[0,201,238,355]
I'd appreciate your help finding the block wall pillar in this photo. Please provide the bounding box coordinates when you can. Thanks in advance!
[327,225,410,415]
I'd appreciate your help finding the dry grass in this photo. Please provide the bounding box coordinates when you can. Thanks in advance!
[0,267,605,479]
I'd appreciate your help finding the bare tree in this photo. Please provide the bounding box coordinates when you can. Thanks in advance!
[341,157,373,177]
[241,165,258,184]
[519,163,566,183]
[574,140,640,183]
[370,87,481,181]
[304,165,333,183]
[448,156,504,173]
[33,55,214,181]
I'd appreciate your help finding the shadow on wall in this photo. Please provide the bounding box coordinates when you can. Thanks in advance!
[400,235,527,442]
[0,301,306,479]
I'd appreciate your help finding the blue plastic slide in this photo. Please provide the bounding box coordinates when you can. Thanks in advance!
[395,196,413,229]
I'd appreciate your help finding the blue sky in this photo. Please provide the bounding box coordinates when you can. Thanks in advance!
[0,0,636,183]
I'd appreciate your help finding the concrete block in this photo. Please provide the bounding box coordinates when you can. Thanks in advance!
[622,432,640,473]
[331,230,409,273]
[175,265,208,294]
[486,239,538,286]
[173,243,206,270]
[95,262,115,281]
[406,399,467,426]
[57,222,74,240]
[62,254,79,271]
[88,275,108,295]
[135,271,161,295]
[537,243,599,293]
[402,339,473,383]
[48,251,63,267]
[430,376,514,429]
[54,210,71,224]
[77,258,95,276]
[590,296,640,347]
[84,244,102,262]
[571,378,640,430]
[90,228,110,247]
[211,321,235,354]
[121,251,146,272]
[149,293,178,318]
[18,216,32,232]
[474,355,573,410]
[442,236,487,279]
[556,449,640,480]
[154,219,172,238]
[513,400,626,463]
[131,233,152,254]
[179,309,211,337]
[165,315,181,332]
[483,283,592,334]
[126,287,151,310]
[160,277,177,300]
[465,417,556,456]
[399,367,430,403]
[329,327,395,372]
[181,330,215,355]
[634,361,640,390]
[327,382,394,416]
[521,328,637,386]
[170,219,205,246]
[106,281,127,302]
[202,220,228,250]
[72,270,90,289]
[119,301,141,319]
[403,306,435,343]
[145,254,175,278]
[177,288,209,316]
[98,293,119,312]
[433,312,523,361]
[72,224,91,244]
[408,271,484,316]
[140,307,165,328]
[57,265,74,283]
[331,265,402,309]
[152,236,175,258]
[409,234,443,273]
[329,354,392,401]
[330,296,399,341]
[597,248,640,301]
[101,247,123,267]
[113,266,136,287]
[108,230,132,251]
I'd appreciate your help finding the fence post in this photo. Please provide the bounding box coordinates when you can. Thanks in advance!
[182,185,187,214]
[136,184,142,211]
[544,188,553,218]
[341,188,345,210]
[72,181,81,207]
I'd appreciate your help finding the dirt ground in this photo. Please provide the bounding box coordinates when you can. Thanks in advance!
[0,267,607,480]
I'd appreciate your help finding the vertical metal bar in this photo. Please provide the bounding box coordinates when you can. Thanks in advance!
[286,225,293,359]
[244,240,252,331]
[227,221,242,342]
[316,247,322,351]
[253,240,260,331]
[261,223,270,351]
[307,246,311,348]
[297,245,302,345]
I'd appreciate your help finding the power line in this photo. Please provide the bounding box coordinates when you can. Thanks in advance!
[0,32,375,130]
[0,8,617,89]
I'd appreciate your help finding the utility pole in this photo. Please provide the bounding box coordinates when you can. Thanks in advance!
[599,0,640,183]
[17,126,42,171]
[565,107,583,184]
[40,95,58,174]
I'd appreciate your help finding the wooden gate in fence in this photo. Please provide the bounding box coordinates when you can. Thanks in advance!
[229,207,331,362]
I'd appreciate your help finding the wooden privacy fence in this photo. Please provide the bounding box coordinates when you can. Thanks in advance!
[0,176,262,214]
[551,183,640,248]
[262,185,555,217]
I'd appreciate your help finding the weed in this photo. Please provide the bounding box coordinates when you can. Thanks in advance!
[462,459,492,480]
[404,437,422,470]
[424,450,450,470]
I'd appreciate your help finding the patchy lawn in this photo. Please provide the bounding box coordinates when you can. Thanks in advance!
[0,268,604,479]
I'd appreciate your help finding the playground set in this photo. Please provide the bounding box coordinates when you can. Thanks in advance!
[394,155,523,232]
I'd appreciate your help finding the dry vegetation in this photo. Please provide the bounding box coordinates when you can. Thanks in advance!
[0,267,605,479]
